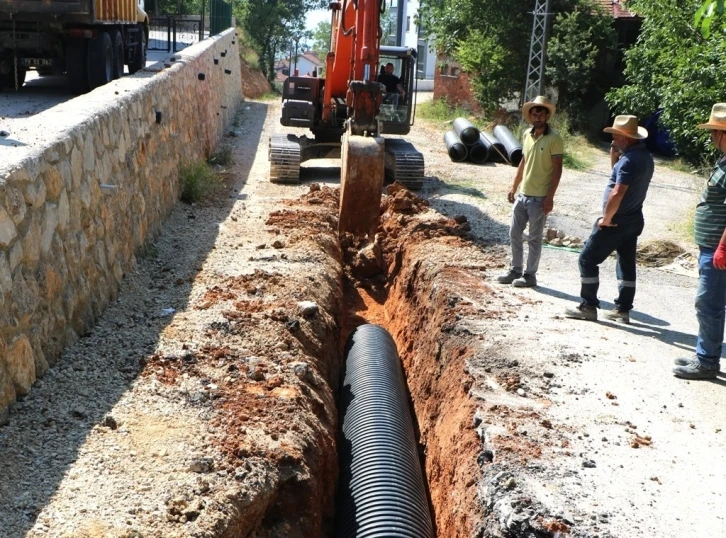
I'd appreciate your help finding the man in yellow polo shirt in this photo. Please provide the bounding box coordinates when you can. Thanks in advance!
[497,95,564,287]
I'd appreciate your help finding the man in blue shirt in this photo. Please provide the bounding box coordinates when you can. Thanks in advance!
[565,115,654,322]
[673,103,726,380]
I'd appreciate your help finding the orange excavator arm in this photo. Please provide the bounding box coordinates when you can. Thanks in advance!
[323,0,383,136]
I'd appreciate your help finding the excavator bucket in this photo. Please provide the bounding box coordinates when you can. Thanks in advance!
[339,132,385,237]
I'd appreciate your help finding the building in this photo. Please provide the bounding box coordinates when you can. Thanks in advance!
[386,0,436,90]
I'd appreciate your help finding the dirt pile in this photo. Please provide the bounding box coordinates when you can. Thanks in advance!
[240,59,271,98]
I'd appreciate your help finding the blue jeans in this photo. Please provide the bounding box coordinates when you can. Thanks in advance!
[695,247,726,369]
[509,194,546,276]
[578,216,644,311]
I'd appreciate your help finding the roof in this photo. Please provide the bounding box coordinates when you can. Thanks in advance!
[299,51,324,67]
[594,0,638,19]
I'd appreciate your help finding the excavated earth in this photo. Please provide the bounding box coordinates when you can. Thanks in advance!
[1,96,722,538]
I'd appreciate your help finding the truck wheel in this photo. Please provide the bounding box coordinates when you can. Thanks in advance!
[67,38,89,94]
[87,31,113,90]
[111,30,124,79]
[128,25,146,75]
[0,67,26,89]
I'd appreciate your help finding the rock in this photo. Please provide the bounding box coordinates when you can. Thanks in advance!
[309,183,321,192]
[504,477,517,489]
[297,301,319,318]
[291,362,314,384]
[557,230,566,239]
[189,457,215,473]
[102,414,118,430]
[286,319,300,332]
[545,228,558,240]
[453,215,468,224]
[550,238,563,247]
[543,371,554,378]
[517,388,526,397]
[582,459,597,468]
[272,240,284,249]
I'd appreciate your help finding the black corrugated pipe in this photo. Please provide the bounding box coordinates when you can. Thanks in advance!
[479,131,508,163]
[336,324,434,538]
[453,117,480,145]
[468,141,489,164]
[444,130,468,162]
[493,125,523,166]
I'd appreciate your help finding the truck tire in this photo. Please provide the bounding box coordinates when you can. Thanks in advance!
[111,30,124,79]
[0,67,26,89]
[128,24,146,75]
[87,31,113,90]
[67,38,89,94]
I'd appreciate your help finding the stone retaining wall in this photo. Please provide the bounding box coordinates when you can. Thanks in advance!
[0,28,243,421]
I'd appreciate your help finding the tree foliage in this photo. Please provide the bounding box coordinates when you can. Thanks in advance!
[418,0,613,116]
[545,1,616,130]
[236,0,324,83]
[695,0,725,36]
[311,21,331,60]
[607,0,726,164]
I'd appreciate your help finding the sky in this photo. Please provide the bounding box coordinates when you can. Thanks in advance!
[305,9,330,30]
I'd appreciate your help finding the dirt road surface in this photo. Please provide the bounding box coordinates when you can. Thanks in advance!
[1,94,724,538]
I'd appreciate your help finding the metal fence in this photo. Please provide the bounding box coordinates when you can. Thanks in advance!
[209,0,232,36]
[148,16,206,53]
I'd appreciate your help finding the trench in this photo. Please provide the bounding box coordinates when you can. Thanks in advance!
[331,185,483,537]
[207,184,484,537]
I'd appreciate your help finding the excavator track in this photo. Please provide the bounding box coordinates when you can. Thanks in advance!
[269,134,301,183]
[384,139,425,191]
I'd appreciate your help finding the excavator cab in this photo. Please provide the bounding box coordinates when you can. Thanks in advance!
[377,46,417,135]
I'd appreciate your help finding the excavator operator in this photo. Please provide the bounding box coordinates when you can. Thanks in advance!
[378,62,406,106]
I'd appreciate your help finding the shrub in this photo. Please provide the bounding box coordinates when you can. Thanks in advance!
[179,161,219,204]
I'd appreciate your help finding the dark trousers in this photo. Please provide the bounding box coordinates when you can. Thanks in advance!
[578,216,644,311]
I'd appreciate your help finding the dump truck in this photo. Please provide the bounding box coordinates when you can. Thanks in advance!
[0,0,148,93]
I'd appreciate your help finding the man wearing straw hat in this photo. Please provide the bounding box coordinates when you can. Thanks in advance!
[497,95,563,288]
[564,115,654,322]
[673,103,726,380]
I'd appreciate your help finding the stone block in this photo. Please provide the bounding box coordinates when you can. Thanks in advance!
[6,335,36,396]
[0,206,18,248]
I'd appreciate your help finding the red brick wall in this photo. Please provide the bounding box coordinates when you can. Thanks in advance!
[433,60,482,113]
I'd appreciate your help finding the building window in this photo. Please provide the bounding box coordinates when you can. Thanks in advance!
[406,16,411,31]
[450,67,460,77]
[439,64,448,76]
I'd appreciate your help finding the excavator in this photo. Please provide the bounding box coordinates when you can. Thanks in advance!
[268,0,424,237]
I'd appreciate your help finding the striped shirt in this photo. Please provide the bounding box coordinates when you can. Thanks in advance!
[695,155,726,248]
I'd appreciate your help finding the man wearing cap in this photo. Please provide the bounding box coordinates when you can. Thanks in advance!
[497,96,563,288]
[673,103,726,380]
[565,115,654,322]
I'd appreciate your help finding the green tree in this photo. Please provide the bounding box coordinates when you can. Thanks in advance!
[419,0,612,115]
[695,0,725,36]
[236,0,325,83]
[607,0,726,164]
[545,0,616,130]
[311,21,331,59]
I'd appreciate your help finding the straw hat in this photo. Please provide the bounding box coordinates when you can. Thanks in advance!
[603,115,648,139]
[522,96,556,123]
[697,103,726,131]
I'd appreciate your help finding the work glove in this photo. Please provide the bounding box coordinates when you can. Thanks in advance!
[714,242,726,270]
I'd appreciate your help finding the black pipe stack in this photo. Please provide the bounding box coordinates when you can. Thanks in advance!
[336,324,434,538]
[493,125,523,166]
[479,131,508,164]
[444,130,468,161]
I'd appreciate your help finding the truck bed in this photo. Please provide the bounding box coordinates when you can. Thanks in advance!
[0,0,138,24]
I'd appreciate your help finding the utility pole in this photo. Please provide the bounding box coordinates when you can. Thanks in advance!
[523,0,552,105]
